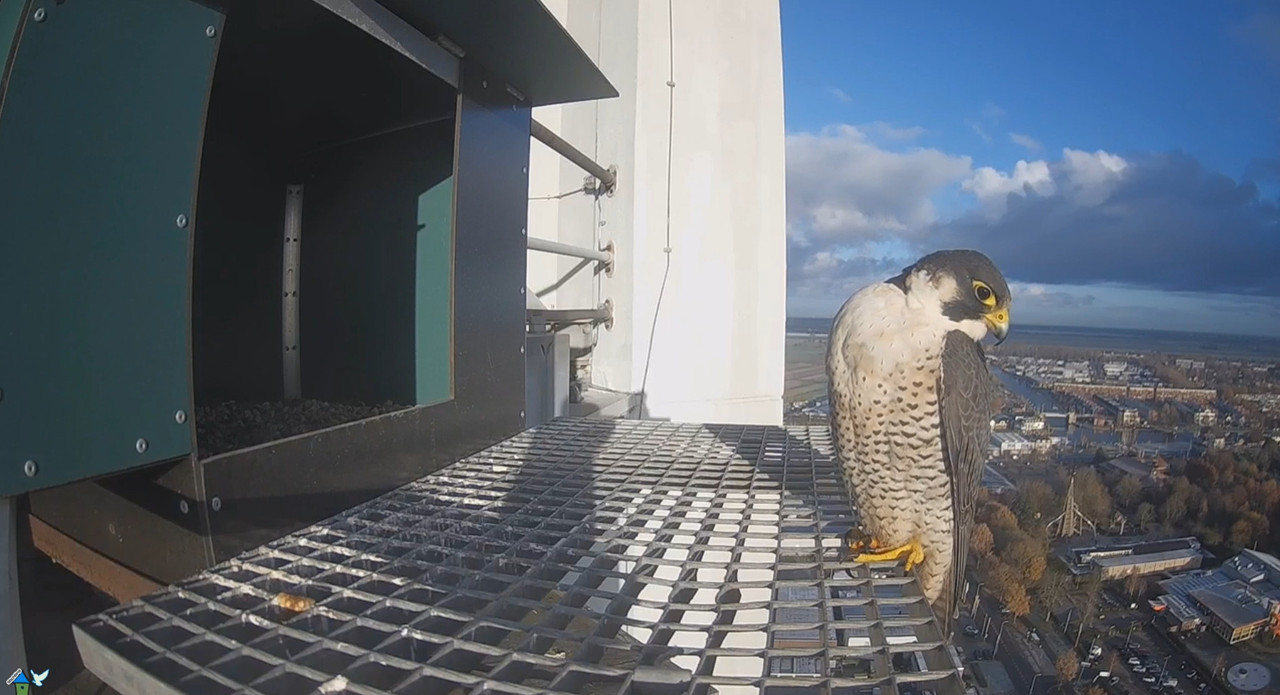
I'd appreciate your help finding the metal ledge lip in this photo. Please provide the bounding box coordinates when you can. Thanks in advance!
[75,418,963,695]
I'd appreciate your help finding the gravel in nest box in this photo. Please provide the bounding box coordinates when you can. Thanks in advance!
[196,399,408,457]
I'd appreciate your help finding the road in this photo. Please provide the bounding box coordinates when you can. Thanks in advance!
[964,590,1057,695]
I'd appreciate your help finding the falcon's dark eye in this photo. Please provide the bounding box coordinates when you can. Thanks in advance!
[973,281,995,306]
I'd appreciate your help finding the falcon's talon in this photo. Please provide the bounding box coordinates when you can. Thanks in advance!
[853,539,925,572]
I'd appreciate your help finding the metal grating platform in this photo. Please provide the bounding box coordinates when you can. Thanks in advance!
[74,418,964,695]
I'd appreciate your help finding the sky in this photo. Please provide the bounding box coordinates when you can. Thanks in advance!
[781,0,1280,337]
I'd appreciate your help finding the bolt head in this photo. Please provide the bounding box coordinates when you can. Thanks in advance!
[211,497,222,511]
[179,500,190,514]
[23,460,37,477]
[32,7,45,22]
[175,409,187,424]
[136,438,148,453]
[176,214,189,228]
[205,25,216,38]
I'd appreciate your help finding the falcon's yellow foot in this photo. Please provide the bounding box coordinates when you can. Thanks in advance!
[853,538,926,573]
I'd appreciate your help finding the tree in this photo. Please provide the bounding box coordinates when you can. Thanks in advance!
[970,523,995,557]
[1057,652,1080,683]
[1088,686,1107,695]
[1230,511,1270,549]
[1072,470,1114,526]
[1124,572,1146,599]
[1003,581,1032,617]
[1008,536,1048,584]
[1137,502,1156,529]
[1114,476,1143,509]
[1039,570,1071,618]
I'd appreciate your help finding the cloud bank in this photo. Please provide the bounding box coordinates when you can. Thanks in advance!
[786,123,1280,329]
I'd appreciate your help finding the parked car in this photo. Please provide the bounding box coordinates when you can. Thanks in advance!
[1110,677,1122,686]
[964,624,980,637]
[1143,676,1158,684]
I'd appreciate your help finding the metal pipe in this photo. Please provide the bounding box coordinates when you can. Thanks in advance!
[527,301,613,329]
[527,236,614,277]
[530,119,617,193]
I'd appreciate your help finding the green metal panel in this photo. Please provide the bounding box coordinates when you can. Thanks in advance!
[0,0,222,496]
[416,172,455,404]
[0,0,27,99]
[297,119,455,407]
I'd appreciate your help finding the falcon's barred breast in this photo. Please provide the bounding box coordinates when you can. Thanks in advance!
[826,249,1010,639]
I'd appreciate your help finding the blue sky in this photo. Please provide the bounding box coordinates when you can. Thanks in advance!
[782,1,1280,337]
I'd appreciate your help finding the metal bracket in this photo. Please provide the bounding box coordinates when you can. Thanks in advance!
[282,185,303,400]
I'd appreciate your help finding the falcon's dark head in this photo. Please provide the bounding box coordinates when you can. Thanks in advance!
[887,249,1012,344]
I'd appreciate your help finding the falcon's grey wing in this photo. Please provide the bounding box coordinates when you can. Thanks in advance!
[936,329,994,638]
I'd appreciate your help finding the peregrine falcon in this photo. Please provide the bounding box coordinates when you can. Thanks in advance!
[826,249,1010,638]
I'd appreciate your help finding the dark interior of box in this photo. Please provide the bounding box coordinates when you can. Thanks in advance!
[192,0,457,457]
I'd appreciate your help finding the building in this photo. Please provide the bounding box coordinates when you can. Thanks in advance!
[1102,456,1169,484]
[1061,537,1207,581]
[527,0,787,425]
[1194,409,1217,427]
[991,432,1035,457]
[1018,415,1046,433]
[1154,550,1280,643]
[1121,408,1141,426]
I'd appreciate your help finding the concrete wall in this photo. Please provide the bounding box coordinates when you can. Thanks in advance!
[527,0,787,426]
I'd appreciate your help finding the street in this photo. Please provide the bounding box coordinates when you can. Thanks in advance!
[964,590,1058,695]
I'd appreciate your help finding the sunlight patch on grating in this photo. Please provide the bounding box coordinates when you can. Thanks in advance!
[75,418,963,695]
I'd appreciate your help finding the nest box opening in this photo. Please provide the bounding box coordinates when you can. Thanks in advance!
[191,0,457,458]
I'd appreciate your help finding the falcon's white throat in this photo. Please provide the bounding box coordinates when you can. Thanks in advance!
[838,269,989,376]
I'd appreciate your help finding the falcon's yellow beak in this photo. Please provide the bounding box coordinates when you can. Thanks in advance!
[984,307,1010,345]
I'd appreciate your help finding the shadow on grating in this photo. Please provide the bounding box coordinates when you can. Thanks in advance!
[74,418,964,695]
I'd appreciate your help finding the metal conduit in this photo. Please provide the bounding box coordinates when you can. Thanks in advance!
[530,119,617,194]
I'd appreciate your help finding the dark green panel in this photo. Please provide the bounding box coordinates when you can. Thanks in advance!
[416,173,455,404]
[0,0,222,496]
[0,0,27,98]
[298,119,455,405]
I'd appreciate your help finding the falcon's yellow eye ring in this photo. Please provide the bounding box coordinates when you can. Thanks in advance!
[973,281,996,306]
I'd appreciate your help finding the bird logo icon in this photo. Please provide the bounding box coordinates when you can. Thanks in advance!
[29,671,47,688]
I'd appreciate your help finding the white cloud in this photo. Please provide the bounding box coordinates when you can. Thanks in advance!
[827,86,852,104]
[786,124,973,246]
[960,148,1128,215]
[969,121,993,144]
[1009,132,1043,153]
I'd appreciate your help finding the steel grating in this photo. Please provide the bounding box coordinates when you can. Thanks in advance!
[74,418,964,695]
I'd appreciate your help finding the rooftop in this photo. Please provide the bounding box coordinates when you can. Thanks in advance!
[1190,581,1271,629]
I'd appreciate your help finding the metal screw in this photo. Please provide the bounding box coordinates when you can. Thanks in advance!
[520,344,525,354]
[23,460,37,477]
[176,214,189,228]
[179,499,189,514]
[175,410,187,424]
[205,25,216,38]
[482,80,488,89]
[519,410,526,419]
[521,227,527,236]
[136,438,148,453]
[211,497,222,511]
[519,286,525,296]
[32,8,45,22]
